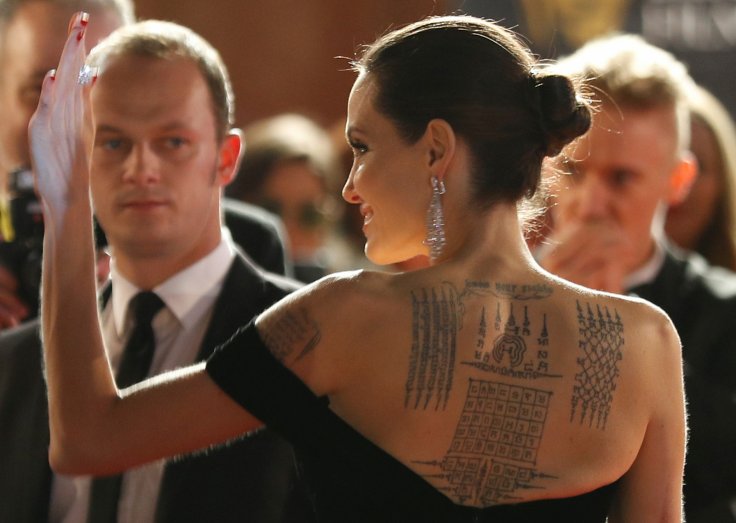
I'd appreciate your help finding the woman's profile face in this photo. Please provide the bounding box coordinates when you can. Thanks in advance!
[665,118,724,250]
[342,76,431,265]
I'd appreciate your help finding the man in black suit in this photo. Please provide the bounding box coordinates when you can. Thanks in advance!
[537,34,736,522]
[0,9,311,523]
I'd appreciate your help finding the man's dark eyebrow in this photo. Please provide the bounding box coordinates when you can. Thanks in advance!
[95,122,194,134]
[95,124,122,134]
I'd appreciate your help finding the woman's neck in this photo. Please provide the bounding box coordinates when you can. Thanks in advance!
[437,201,537,273]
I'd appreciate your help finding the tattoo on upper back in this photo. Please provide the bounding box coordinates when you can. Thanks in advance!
[570,301,624,430]
[405,281,557,410]
[463,303,562,380]
[260,308,321,362]
[415,378,556,505]
[406,284,459,410]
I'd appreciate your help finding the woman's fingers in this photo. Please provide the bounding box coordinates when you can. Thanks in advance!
[29,11,95,221]
[34,68,56,117]
[55,12,90,94]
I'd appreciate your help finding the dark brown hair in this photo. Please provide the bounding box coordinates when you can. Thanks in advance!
[354,15,591,206]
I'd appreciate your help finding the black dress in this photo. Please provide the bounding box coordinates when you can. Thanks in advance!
[206,322,618,523]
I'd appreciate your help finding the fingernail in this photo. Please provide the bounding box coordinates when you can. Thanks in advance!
[76,12,89,41]
[49,69,56,80]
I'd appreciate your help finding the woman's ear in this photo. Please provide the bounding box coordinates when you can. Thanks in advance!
[216,128,245,187]
[423,119,456,177]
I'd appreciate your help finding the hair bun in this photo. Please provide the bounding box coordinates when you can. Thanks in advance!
[530,73,591,157]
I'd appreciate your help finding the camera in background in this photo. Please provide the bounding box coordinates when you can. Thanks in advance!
[0,167,44,316]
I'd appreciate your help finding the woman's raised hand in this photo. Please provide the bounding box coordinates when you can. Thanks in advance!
[28,12,95,234]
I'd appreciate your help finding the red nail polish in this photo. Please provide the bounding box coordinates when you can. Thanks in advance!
[80,12,89,26]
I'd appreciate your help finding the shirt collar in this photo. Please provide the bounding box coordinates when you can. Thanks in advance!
[624,238,666,290]
[111,228,237,335]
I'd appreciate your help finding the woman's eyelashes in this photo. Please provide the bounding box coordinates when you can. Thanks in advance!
[349,139,368,155]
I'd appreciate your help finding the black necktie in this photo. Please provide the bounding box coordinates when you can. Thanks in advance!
[87,291,165,523]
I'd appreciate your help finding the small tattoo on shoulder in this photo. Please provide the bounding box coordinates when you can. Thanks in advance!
[261,308,321,362]
[570,301,624,430]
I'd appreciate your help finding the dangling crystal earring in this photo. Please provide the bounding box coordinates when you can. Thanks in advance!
[425,176,446,263]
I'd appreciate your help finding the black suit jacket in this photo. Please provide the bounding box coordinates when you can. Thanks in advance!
[0,320,50,523]
[0,254,313,523]
[222,198,293,278]
[630,245,736,523]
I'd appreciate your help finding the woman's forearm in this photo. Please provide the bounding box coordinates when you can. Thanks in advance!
[41,191,119,473]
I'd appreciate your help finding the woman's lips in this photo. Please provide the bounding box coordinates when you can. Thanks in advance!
[360,204,374,229]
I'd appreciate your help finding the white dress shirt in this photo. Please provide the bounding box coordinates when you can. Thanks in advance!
[49,229,236,523]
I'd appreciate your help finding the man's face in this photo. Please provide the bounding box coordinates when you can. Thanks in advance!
[0,1,122,179]
[549,103,683,273]
[90,55,235,272]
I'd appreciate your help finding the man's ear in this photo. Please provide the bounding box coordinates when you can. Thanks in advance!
[216,128,244,187]
[423,119,456,178]
[666,150,697,206]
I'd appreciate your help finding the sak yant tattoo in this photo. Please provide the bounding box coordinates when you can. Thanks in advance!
[491,282,553,300]
[406,283,459,410]
[415,379,556,504]
[570,301,624,429]
[260,308,321,362]
[463,303,561,380]
[405,281,557,409]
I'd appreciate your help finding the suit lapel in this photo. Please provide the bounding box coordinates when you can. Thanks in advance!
[195,252,266,361]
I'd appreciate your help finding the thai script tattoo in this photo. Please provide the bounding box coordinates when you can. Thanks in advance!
[570,301,624,429]
[406,283,459,410]
[491,282,554,300]
[463,292,560,381]
[405,281,558,409]
[260,308,321,362]
[415,379,556,504]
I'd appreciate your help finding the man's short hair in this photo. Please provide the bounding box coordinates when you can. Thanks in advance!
[550,34,696,152]
[87,20,234,142]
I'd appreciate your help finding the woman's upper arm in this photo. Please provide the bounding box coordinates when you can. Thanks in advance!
[254,273,358,397]
[608,314,686,522]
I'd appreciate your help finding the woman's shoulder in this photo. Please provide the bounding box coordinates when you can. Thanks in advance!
[253,269,403,390]
[546,276,683,377]
[547,272,678,335]
[276,268,399,312]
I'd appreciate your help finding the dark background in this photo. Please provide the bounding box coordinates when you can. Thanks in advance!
[459,0,736,120]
